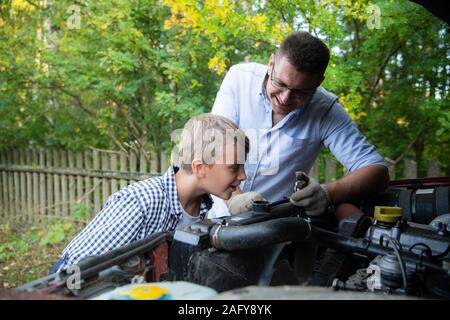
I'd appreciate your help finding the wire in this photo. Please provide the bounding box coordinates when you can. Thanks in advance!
[409,242,450,260]
[433,244,450,260]
[409,243,433,258]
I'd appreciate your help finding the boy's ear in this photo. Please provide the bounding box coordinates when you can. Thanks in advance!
[191,159,206,178]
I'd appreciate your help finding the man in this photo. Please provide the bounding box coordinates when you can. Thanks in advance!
[209,31,389,218]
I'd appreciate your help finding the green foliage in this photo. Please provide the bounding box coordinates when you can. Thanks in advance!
[37,221,73,246]
[0,221,84,288]
[0,0,448,174]
[72,202,90,221]
[0,240,28,262]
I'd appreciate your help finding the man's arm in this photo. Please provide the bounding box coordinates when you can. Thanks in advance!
[319,99,390,205]
[290,164,389,216]
[211,65,239,123]
[224,186,243,206]
[324,164,390,205]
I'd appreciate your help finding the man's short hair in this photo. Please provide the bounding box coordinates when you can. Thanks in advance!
[178,113,249,173]
[277,31,330,76]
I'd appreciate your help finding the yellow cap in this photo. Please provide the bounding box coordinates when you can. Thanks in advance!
[117,285,170,300]
[374,206,402,224]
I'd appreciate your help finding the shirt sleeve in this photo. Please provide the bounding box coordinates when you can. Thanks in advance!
[320,101,386,172]
[211,66,239,125]
[56,192,145,272]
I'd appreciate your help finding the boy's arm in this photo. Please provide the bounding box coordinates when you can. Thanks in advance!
[55,194,145,272]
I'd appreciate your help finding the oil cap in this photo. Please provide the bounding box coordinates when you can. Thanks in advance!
[374,206,402,225]
[252,200,270,214]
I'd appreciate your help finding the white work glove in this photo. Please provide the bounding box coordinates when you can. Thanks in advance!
[227,191,266,215]
[290,176,332,217]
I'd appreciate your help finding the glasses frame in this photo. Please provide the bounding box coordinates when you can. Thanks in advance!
[269,60,317,101]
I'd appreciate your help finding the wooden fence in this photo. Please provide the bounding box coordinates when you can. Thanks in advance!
[0,148,169,225]
[0,148,443,225]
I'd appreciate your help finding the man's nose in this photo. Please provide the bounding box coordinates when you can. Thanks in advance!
[279,89,293,103]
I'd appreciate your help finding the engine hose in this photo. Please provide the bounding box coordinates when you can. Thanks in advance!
[311,227,447,274]
[210,217,312,251]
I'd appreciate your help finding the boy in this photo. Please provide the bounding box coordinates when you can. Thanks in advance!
[50,113,249,273]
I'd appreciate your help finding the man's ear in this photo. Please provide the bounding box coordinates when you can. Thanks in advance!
[191,159,206,178]
[268,53,275,70]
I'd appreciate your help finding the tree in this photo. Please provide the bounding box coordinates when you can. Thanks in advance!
[0,0,448,175]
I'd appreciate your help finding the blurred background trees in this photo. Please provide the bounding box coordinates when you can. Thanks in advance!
[0,0,448,174]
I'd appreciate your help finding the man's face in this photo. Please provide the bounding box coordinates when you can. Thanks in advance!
[266,54,323,117]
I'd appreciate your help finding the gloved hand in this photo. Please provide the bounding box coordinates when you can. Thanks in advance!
[227,191,266,215]
[290,176,332,217]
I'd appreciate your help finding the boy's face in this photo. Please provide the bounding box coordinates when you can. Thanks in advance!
[203,163,246,200]
[201,144,247,200]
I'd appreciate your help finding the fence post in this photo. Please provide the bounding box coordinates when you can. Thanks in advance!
[53,149,62,222]
[139,151,147,175]
[6,151,14,222]
[101,151,110,208]
[32,149,39,224]
[19,149,26,223]
[39,149,46,224]
[0,150,6,221]
[119,151,128,189]
[46,149,54,220]
[325,156,337,183]
[60,149,68,218]
[12,149,20,222]
[129,150,137,184]
[68,150,76,218]
[84,150,93,221]
[150,151,158,175]
[404,159,417,179]
[309,161,320,182]
[75,151,83,204]
[26,149,33,224]
[384,157,396,180]
[93,149,101,215]
[427,161,440,177]
[111,152,118,194]
[160,152,168,173]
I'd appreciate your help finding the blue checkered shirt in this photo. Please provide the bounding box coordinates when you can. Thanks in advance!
[54,166,212,272]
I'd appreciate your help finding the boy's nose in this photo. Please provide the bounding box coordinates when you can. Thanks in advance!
[238,167,247,181]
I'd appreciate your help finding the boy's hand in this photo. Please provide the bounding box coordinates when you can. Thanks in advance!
[289,176,332,217]
[227,191,266,215]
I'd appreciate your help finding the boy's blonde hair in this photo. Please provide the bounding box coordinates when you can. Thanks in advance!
[177,113,249,173]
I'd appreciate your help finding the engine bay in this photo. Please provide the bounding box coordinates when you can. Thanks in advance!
[17,177,450,299]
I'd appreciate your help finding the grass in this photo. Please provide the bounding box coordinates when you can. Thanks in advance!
[0,221,84,288]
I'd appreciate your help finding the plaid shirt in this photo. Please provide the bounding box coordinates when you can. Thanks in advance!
[55,166,212,272]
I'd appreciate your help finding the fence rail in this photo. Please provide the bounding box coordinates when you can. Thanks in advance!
[0,147,442,225]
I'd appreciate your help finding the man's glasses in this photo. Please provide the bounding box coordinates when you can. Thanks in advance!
[269,61,317,100]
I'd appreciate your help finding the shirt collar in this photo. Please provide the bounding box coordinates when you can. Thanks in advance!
[163,165,213,220]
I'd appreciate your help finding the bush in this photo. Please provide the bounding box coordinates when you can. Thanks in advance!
[0,221,84,288]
